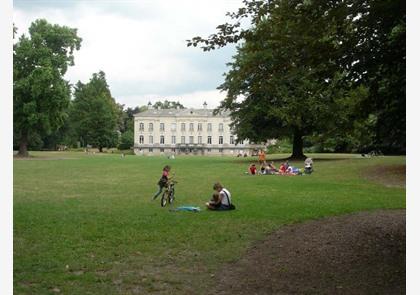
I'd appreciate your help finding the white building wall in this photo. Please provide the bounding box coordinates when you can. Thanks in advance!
[134,111,257,156]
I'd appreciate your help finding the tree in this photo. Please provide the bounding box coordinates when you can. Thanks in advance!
[188,0,406,156]
[70,71,119,152]
[153,100,185,110]
[118,130,134,150]
[13,19,82,156]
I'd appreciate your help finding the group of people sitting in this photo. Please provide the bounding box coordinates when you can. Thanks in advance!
[248,158,314,176]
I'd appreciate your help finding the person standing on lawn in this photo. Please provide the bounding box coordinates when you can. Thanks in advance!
[152,165,171,200]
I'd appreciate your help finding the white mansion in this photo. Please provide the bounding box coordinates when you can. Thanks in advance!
[133,102,263,156]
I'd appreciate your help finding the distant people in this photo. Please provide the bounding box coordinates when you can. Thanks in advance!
[279,163,287,174]
[206,182,235,210]
[152,165,171,200]
[248,164,257,175]
[259,163,267,175]
[258,149,266,164]
[304,158,313,174]
[268,161,278,173]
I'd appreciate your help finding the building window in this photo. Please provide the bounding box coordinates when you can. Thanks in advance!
[189,136,194,144]
[219,123,223,132]
[139,135,144,144]
[149,136,153,144]
[181,123,186,131]
[171,136,176,144]
[207,123,212,131]
[139,123,144,131]
[181,136,185,144]
[219,136,223,144]
[160,135,165,144]
[149,148,153,152]
[198,123,202,131]
[230,136,234,144]
[189,123,194,131]
[207,148,212,152]
[207,136,212,144]
[239,140,244,145]
[171,123,176,131]
[198,136,202,144]
[160,148,164,153]
[160,123,165,131]
[219,148,223,153]
[148,123,153,131]
[171,148,176,152]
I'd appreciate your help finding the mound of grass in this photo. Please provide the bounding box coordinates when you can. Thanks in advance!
[14,152,405,294]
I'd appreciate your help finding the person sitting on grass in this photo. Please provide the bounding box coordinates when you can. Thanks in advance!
[206,182,235,210]
[268,161,278,173]
[259,163,267,175]
[279,163,287,174]
[152,165,171,200]
[248,163,257,175]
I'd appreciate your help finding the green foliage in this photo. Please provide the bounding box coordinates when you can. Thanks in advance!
[14,152,405,293]
[188,0,406,155]
[267,139,292,154]
[13,19,82,156]
[152,100,185,109]
[70,71,119,152]
[118,130,134,150]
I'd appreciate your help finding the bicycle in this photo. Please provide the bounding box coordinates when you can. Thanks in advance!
[161,178,177,207]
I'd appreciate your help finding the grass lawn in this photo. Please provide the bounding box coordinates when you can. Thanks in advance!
[13,152,406,294]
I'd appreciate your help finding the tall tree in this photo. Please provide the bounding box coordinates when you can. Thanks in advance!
[188,0,405,156]
[70,71,119,152]
[13,19,82,156]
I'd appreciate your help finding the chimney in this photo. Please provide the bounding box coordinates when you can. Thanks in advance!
[203,101,208,109]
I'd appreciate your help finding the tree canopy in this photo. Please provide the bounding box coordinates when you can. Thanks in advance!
[188,0,406,157]
[152,100,185,110]
[14,19,82,156]
[70,71,120,152]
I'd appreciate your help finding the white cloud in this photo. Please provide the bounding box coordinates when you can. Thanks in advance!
[13,0,243,108]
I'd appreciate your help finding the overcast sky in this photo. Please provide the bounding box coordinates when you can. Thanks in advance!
[13,0,244,109]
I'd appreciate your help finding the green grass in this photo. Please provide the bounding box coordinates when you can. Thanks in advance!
[14,152,405,294]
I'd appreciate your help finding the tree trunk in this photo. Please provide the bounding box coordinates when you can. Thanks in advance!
[99,146,103,153]
[17,130,29,157]
[290,129,305,159]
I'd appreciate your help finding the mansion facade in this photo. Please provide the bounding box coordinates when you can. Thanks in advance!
[133,103,262,156]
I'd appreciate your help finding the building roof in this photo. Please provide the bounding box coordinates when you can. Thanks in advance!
[133,108,230,118]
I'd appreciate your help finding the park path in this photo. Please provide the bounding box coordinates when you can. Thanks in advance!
[210,209,405,295]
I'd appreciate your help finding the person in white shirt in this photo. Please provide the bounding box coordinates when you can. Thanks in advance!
[206,182,235,210]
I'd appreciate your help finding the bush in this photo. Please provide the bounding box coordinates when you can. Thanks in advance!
[118,130,133,150]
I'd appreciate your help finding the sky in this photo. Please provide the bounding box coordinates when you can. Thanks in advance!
[13,0,245,109]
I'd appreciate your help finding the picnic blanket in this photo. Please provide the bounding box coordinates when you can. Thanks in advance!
[170,206,201,212]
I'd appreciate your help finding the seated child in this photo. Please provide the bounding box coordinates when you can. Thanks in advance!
[248,164,257,175]
[206,182,235,210]
[279,163,287,174]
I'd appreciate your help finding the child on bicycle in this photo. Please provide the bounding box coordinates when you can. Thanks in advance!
[152,165,171,200]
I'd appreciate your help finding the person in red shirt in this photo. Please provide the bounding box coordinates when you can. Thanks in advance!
[279,163,287,174]
[152,165,171,200]
[249,164,257,175]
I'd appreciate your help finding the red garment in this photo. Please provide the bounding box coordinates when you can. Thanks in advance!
[250,166,257,174]
[279,165,286,173]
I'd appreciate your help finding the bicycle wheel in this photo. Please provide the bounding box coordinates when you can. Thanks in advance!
[169,189,175,204]
[161,191,169,207]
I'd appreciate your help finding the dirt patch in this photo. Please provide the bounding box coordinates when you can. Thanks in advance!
[362,165,406,188]
[210,209,405,295]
